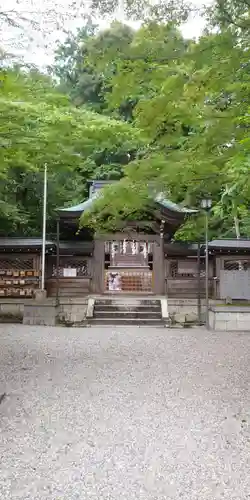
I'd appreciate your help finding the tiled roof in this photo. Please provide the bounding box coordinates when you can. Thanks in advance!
[59,241,94,253]
[208,239,250,250]
[88,180,116,197]
[0,238,93,254]
[0,238,54,248]
[58,182,197,216]
[58,198,94,214]
[155,193,198,214]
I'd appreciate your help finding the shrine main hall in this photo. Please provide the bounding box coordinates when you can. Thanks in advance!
[1,180,250,327]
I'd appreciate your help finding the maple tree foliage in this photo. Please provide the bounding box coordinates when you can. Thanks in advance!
[1,0,250,239]
[0,66,141,235]
[79,20,250,239]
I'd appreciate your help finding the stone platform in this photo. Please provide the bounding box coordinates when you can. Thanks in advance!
[209,306,250,331]
[23,297,88,326]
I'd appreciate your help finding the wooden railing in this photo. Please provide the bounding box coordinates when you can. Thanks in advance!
[165,258,214,298]
[165,277,214,298]
[45,255,92,297]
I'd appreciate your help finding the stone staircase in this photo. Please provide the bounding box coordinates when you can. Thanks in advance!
[90,298,166,326]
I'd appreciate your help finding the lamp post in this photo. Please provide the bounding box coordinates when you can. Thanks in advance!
[201,198,212,329]
[41,163,47,291]
[160,219,165,294]
[56,217,60,307]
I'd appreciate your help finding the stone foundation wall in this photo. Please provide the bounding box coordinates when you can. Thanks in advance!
[57,298,88,326]
[23,301,57,326]
[167,299,222,324]
[0,298,89,326]
[3,297,234,328]
[0,300,24,323]
[209,307,250,331]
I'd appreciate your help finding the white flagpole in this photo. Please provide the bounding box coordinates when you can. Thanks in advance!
[41,163,47,290]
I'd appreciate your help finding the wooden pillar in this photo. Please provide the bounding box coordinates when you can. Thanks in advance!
[91,239,105,294]
[215,255,222,299]
[34,254,41,273]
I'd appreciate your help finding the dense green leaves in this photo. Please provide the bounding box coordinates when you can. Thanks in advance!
[0,67,142,235]
[52,21,136,119]
[80,20,250,239]
[2,0,250,241]
[208,0,250,32]
[89,0,191,22]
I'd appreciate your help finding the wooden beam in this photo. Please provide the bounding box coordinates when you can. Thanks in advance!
[95,232,161,243]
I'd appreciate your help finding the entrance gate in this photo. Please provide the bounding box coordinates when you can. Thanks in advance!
[104,239,153,293]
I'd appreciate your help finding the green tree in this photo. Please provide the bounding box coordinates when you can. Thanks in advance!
[89,0,190,23]
[81,21,250,239]
[51,20,103,110]
[0,66,142,235]
[208,0,250,32]
[51,22,140,181]
[51,21,135,119]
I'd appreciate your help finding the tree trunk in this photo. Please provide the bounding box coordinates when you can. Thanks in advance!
[234,215,241,239]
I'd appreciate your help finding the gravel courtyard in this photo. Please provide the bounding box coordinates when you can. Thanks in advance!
[0,325,250,500]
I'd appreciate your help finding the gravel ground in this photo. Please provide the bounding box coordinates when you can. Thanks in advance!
[0,325,250,500]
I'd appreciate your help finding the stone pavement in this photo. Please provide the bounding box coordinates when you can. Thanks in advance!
[0,325,250,500]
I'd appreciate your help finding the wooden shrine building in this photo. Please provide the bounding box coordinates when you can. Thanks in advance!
[1,180,250,301]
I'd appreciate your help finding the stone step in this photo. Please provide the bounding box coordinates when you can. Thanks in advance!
[94,311,162,319]
[94,304,161,312]
[95,300,161,306]
[50,290,87,297]
[90,318,164,326]
[91,299,164,326]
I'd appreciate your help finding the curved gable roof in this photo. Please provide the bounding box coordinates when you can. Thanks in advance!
[57,181,198,219]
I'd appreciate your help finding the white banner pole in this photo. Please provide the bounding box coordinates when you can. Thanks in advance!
[41,163,47,290]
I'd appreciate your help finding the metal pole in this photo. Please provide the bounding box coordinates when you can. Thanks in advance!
[56,218,60,306]
[41,163,47,290]
[205,211,209,329]
[197,241,202,325]
[160,220,165,295]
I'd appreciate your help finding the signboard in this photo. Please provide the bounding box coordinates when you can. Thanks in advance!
[63,268,77,277]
